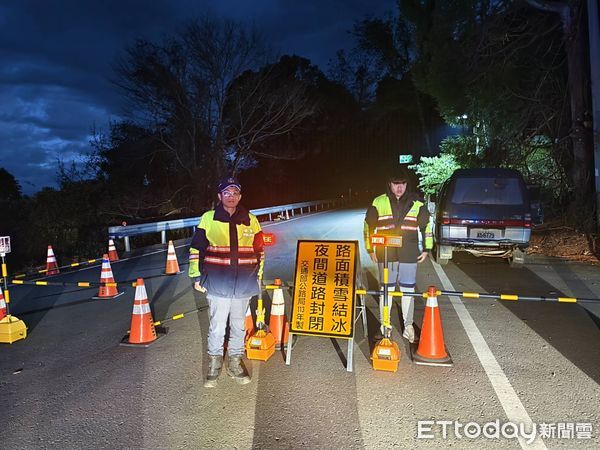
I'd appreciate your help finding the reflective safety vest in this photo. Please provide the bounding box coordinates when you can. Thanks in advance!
[364,194,433,253]
[188,207,264,298]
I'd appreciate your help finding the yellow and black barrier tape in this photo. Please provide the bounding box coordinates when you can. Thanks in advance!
[353,288,599,303]
[1,243,197,284]
[124,306,208,333]
[152,311,190,327]
[1,257,106,282]
[439,290,597,304]
[9,272,181,289]
[355,289,412,297]
[10,279,134,288]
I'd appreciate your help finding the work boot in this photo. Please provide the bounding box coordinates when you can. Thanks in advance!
[204,355,222,388]
[227,355,251,385]
[402,324,415,343]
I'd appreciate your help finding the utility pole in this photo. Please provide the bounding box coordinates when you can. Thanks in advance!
[588,0,600,226]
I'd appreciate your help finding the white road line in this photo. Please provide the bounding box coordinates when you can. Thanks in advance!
[431,260,547,450]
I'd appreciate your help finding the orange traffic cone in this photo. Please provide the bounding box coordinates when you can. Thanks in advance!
[0,286,6,321]
[122,278,159,346]
[269,278,289,350]
[244,305,254,343]
[164,240,181,275]
[92,254,124,299]
[45,245,59,275]
[108,239,119,261]
[413,286,453,367]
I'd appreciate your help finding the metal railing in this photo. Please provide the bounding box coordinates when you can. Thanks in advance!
[108,199,341,252]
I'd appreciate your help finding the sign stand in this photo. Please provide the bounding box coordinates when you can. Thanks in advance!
[354,257,368,339]
[285,240,358,372]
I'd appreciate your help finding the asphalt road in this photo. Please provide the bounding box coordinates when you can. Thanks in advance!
[2,208,600,449]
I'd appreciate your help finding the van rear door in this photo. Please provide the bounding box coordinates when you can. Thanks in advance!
[445,175,531,244]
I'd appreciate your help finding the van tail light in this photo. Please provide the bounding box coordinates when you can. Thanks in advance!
[442,211,450,225]
[524,213,532,228]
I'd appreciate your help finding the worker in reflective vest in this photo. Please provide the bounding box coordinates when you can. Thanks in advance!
[188,176,264,388]
[363,167,433,343]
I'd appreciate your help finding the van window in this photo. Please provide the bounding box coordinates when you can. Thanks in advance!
[450,177,524,205]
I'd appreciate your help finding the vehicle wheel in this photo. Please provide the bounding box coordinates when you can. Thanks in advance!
[509,248,525,268]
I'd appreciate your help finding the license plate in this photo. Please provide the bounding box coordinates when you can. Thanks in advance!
[470,229,501,239]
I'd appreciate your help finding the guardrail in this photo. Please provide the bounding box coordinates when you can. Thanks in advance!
[108,199,341,252]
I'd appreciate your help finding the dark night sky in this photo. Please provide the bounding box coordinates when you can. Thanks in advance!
[0,0,396,194]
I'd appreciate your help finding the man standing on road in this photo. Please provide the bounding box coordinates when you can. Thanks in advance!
[363,167,433,343]
[188,177,265,388]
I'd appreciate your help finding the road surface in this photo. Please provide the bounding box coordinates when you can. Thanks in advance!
[2,208,599,449]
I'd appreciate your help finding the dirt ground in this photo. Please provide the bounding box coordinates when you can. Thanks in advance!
[528,220,600,264]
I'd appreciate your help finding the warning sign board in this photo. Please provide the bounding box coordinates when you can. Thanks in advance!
[0,236,10,254]
[290,240,358,339]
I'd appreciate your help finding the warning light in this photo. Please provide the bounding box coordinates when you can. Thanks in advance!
[0,236,11,254]
[370,235,386,246]
[370,235,403,248]
[263,233,276,246]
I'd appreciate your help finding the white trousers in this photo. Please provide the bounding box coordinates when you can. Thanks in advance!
[377,262,417,330]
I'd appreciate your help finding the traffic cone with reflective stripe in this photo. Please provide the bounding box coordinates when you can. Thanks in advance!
[412,286,452,367]
[126,278,157,345]
[164,240,181,275]
[0,286,6,321]
[92,254,124,300]
[244,305,254,343]
[268,278,289,350]
[108,239,119,261]
[45,245,59,275]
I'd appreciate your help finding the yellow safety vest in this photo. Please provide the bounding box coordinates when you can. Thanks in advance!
[364,194,433,253]
[189,208,264,297]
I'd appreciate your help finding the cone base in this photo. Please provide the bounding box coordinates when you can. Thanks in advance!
[0,315,28,344]
[120,326,168,348]
[163,271,182,275]
[92,291,125,300]
[410,345,453,367]
[272,322,289,350]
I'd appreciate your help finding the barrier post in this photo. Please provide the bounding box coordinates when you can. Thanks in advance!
[0,239,27,344]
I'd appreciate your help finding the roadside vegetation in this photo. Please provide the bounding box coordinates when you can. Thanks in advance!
[1,1,596,271]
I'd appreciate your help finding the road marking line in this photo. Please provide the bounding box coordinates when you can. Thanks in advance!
[431,260,547,450]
